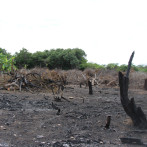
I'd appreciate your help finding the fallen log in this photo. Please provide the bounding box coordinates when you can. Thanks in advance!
[119,51,147,128]
[120,137,145,145]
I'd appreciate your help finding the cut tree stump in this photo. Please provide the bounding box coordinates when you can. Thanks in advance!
[105,116,111,129]
[88,80,93,95]
[144,79,147,90]
[119,51,147,129]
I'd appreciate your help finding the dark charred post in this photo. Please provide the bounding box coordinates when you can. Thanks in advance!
[144,79,147,90]
[105,116,111,129]
[56,108,61,115]
[88,80,93,95]
[119,51,147,129]
[51,102,61,115]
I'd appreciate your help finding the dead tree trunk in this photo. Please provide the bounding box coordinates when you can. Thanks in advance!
[144,79,147,90]
[119,51,147,129]
[88,80,93,95]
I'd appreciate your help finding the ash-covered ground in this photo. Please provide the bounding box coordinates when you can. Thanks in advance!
[0,85,147,147]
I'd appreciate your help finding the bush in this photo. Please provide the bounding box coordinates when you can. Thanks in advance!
[0,53,16,72]
[117,64,128,72]
[79,62,105,70]
[106,63,118,70]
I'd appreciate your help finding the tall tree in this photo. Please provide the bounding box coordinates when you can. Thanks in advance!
[31,50,50,67]
[14,48,32,68]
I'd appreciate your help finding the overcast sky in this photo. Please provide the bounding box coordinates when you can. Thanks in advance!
[0,0,147,65]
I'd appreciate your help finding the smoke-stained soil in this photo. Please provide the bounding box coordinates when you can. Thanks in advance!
[0,85,147,147]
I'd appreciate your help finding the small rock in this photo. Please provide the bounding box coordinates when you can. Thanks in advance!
[14,134,17,137]
[53,141,62,147]
[37,135,44,139]
[0,126,6,130]
[69,97,74,99]
[70,136,75,139]
[63,143,70,147]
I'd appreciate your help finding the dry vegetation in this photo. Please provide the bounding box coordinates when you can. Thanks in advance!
[0,68,147,92]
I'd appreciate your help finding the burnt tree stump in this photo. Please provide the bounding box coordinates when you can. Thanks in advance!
[119,51,147,129]
[144,79,147,90]
[105,116,111,129]
[119,72,147,128]
[88,80,93,95]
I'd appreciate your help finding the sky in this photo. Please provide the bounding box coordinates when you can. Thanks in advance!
[0,0,147,65]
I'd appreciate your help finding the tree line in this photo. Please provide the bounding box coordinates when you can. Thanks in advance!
[0,47,147,72]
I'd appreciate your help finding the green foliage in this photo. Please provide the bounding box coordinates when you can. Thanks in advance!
[46,48,86,69]
[1,47,147,72]
[31,50,50,67]
[79,62,105,70]
[136,65,147,72]
[106,63,118,70]
[14,48,87,70]
[117,64,128,72]
[0,47,11,58]
[14,48,33,68]
[132,64,139,71]
[0,53,16,72]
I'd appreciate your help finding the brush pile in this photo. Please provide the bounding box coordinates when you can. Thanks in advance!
[0,68,67,94]
[0,68,146,93]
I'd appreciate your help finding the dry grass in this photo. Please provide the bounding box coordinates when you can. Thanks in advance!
[0,68,147,90]
[129,71,147,89]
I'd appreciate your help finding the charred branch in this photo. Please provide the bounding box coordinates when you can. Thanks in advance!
[120,137,145,145]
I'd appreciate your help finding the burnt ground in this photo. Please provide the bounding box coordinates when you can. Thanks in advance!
[0,85,147,147]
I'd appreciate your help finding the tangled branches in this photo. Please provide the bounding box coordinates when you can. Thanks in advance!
[0,68,67,95]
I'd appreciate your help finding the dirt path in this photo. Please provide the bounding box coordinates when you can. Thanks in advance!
[0,85,147,147]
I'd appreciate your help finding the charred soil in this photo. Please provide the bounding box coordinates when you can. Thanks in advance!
[0,85,147,147]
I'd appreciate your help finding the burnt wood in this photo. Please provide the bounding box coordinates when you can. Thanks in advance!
[88,80,93,95]
[105,116,111,129]
[120,137,144,145]
[144,79,147,90]
[119,51,147,128]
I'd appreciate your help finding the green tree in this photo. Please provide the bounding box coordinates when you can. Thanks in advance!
[62,49,78,69]
[45,49,64,69]
[14,48,87,70]
[31,50,50,67]
[106,63,118,70]
[46,48,87,69]
[14,48,33,68]
[117,64,128,72]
